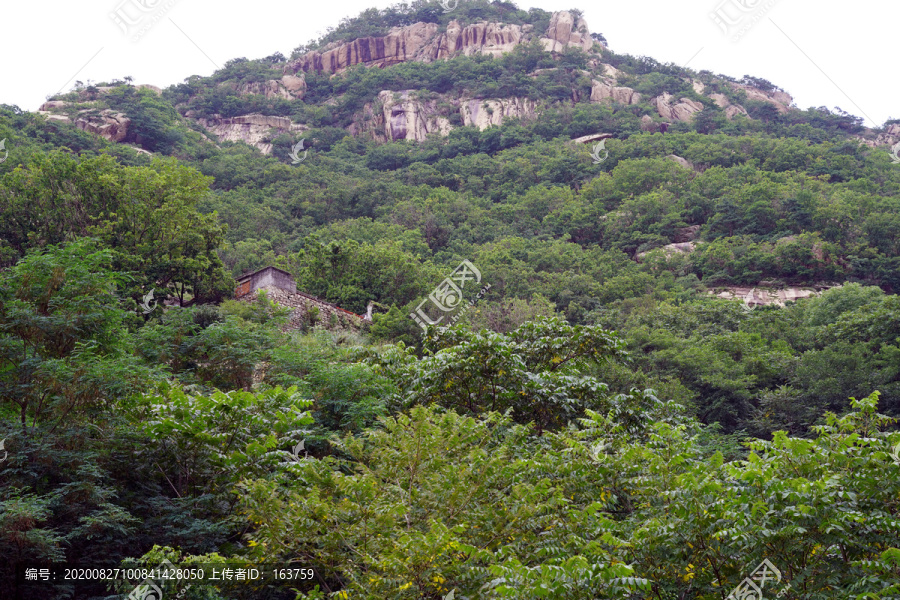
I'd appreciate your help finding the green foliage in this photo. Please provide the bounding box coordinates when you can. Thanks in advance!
[129,385,313,497]
[380,317,629,434]
[0,240,157,432]
[239,393,899,600]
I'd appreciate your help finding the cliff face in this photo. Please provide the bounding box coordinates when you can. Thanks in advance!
[856,123,900,149]
[540,11,593,53]
[34,9,823,155]
[731,83,793,113]
[350,91,543,142]
[38,101,131,143]
[194,114,306,154]
[226,75,307,100]
[376,91,453,142]
[285,11,597,76]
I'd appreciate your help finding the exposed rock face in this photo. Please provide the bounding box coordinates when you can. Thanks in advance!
[856,123,900,149]
[591,80,641,104]
[288,22,440,74]
[673,225,702,243]
[38,108,130,143]
[712,286,820,307]
[378,91,451,141]
[39,100,81,111]
[600,64,622,80]
[286,11,595,76]
[540,11,594,53]
[460,97,538,130]
[667,154,694,170]
[353,92,541,142]
[572,132,614,144]
[651,93,703,122]
[640,114,657,131]
[731,83,793,113]
[76,111,130,142]
[229,75,306,100]
[196,114,306,154]
[708,93,749,119]
[635,241,697,261]
[430,20,525,60]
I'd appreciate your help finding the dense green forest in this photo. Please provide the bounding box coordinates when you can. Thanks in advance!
[2,1,900,598]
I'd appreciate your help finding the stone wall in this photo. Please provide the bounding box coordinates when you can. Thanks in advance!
[237,286,366,331]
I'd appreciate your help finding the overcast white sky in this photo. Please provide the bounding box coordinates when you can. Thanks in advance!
[1,0,895,128]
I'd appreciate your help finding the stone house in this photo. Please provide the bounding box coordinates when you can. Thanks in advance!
[234,266,367,330]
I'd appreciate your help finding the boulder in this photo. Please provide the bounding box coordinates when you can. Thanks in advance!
[590,80,641,104]
[708,93,749,119]
[731,83,793,114]
[667,154,694,170]
[66,110,130,142]
[541,11,594,53]
[651,93,703,122]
